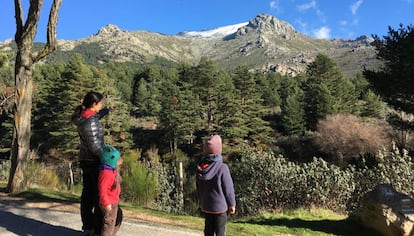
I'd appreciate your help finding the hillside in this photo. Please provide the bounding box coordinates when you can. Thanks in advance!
[0,14,381,77]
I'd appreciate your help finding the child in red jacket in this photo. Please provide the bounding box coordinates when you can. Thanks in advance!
[99,145,123,236]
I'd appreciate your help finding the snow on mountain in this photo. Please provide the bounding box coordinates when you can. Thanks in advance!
[177,22,248,38]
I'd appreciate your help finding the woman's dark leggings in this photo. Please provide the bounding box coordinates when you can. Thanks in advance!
[80,165,101,231]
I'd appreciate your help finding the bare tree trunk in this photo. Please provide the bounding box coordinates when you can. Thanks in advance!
[7,54,34,192]
[6,0,62,193]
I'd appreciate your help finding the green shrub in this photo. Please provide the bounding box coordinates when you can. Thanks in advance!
[116,144,414,218]
[232,151,296,215]
[231,144,414,217]
[25,161,61,189]
[348,145,414,211]
[375,146,414,195]
[122,151,158,206]
[150,150,195,214]
[0,160,10,181]
[232,150,354,216]
[298,158,355,210]
[183,174,199,215]
[151,161,183,213]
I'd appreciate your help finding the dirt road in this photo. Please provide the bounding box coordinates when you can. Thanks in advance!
[0,197,202,236]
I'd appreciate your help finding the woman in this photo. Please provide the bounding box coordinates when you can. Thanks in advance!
[72,91,111,236]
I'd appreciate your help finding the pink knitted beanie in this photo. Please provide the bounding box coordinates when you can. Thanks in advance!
[203,135,222,156]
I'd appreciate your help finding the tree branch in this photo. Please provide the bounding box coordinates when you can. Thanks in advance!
[20,0,42,46]
[0,93,15,107]
[14,0,24,42]
[0,88,15,114]
[33,0,62,62]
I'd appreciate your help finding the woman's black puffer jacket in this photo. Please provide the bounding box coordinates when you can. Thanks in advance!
[73,108,109,166]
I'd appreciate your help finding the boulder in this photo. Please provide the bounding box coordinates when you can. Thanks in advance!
[350,184,414,236]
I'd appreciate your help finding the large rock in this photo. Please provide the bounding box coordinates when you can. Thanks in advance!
[351,184,414,236]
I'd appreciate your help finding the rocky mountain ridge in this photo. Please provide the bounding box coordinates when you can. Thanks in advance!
[0,14,380,77]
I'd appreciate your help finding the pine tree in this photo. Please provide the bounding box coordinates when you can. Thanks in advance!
[104,62,138,105]
[133,65,162,116]
[213,71,243,139]
[32,62,65,153]
[350,73,369,99]
[92,66,132,149]
[360,90,386,119]
[158,69,202,153]
[332,76,357,114]
[192,57,221,132]
[363,24,414,142]
[0,60,14,150]
[304,81,334,131]
[364,24,414,114]
[135,79,151,116]
[303,54,357,130]
[256,72,282,111]
[281,94,306,136]
[53,54,96,156]
[280,78,306,135]
[232,65,272,145]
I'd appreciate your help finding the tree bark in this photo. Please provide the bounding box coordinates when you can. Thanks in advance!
[7,0,62,193]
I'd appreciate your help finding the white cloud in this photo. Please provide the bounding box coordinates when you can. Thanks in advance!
[297,0,317,12]
[270,0,278,9]
[296,1,326,23]
[350,0,363,15]
[339,20,348,26]
[313,26,330,39]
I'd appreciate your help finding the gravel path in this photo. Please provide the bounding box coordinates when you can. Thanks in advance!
[0,199,202,236]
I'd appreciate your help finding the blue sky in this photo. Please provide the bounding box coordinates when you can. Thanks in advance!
[1,0,413,42]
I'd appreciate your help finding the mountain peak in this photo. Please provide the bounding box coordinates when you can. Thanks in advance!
[95,24,125,37]
[236,14,297,37]
[177,14,296,40]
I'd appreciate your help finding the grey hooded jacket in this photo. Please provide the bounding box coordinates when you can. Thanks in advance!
[196,158,236,214]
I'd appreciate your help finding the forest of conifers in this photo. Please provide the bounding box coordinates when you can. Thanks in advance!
[0,53,386,161]
[0,24,413,215]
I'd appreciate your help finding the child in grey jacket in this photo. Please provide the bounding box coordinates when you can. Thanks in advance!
[196,135,236,236]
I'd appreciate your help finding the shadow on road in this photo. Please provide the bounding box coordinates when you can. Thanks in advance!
[0,211,82,236]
